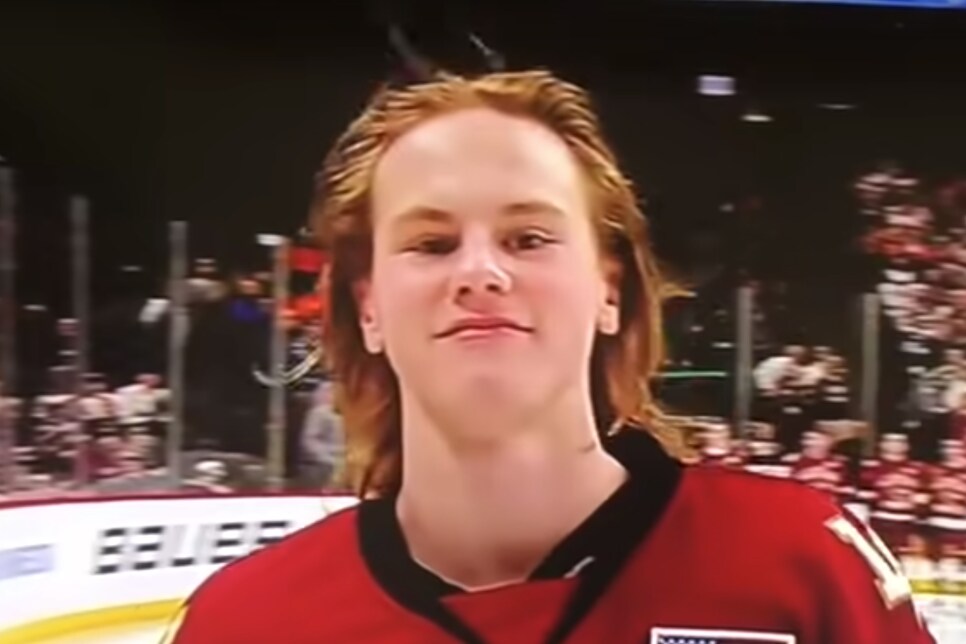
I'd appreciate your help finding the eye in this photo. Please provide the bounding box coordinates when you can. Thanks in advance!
[507,230,556,252]
[407,235,458,255]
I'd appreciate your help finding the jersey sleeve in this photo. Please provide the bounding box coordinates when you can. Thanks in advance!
[812,507,935,643]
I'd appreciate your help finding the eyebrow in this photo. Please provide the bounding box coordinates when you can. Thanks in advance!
[390,200,566,229]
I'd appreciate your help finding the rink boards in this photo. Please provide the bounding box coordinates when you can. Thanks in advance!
[0,493,964,643]
[0,494,355,644]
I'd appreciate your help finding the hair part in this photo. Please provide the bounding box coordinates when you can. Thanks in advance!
[312,70,687,497]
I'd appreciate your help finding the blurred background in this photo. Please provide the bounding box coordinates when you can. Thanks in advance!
[2,0,966,639]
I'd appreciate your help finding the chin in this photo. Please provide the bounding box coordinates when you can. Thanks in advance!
[460,374,535,402]
[445,376,547,418]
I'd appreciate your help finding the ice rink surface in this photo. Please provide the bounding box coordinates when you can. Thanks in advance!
[48,624,167,644]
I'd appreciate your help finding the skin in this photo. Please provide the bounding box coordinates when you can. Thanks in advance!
[802,432,831,460]
[880,436,910,462]
[354,107,627,590]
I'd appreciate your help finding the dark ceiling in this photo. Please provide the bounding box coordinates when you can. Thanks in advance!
[1,0,965,309]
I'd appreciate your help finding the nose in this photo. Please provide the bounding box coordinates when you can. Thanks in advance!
[450,232,512,300]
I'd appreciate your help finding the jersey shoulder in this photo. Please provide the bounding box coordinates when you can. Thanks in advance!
[167,505,367,643]
[682,462,842,526]
[679,466,923,614]
[184,504,360,613]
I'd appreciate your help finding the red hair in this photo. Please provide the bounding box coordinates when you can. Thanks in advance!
[312,70,686,497]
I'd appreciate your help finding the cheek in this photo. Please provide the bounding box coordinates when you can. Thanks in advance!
[527,266,601,333]
[371,260,444,334]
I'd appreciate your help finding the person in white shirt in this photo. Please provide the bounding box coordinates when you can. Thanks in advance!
[116,373,169,429]
[753,345,805,394]
[299,381,345,490]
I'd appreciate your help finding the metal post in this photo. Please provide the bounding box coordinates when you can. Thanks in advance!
[266,238,290,491]
[734,285,754,441]
[167,222,189,485]
[0,165,17,492]
[69,196,91,488]
[860,293,880,457]
[70,196,90,386]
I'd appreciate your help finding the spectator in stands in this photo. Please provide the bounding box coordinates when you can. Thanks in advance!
[753,345,805,429]
[116,372,169,436]
[816,353,850,421]
[740,421,783,471]
[695,421,744,469]
[754,345,824,453]
[784,429,852,502]
[299,381,345,490]
[754,345,805,395]
[187,257,226,304]
[949,391,966,444]
[75,373,118,423]
[228,275,267,325]
[90,431,126,481]
[854,159,910,220]
[916,349,966,461]
[182,460,231,494]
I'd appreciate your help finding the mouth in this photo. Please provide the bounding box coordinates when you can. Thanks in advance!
[435,319,533,340]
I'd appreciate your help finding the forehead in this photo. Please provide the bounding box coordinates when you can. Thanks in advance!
[371,108,586,223]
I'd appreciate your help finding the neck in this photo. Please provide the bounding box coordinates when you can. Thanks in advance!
[396,392,626,591]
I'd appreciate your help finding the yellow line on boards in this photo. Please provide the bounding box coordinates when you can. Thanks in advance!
[0,599,182,644]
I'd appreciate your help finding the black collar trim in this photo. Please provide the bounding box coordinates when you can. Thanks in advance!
[358,427,682,644]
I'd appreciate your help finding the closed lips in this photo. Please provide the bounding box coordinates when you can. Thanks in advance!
[436,318,532,338]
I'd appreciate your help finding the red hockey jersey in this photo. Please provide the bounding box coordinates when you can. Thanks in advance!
[860,458,927,520]
[165,431,933,644]
[925,462,966,554]
[785,453,852,500]
[926,462,966,520]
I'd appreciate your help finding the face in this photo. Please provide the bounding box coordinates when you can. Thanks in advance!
[942,440,965,466]
[701,426,730,451]
[802,431,830,458]
[751,422,775,441]
[237,278,262,297]
[906,534,928,558]
[137,373,161,388]
[359,108,618,435]
[880,435,909,461]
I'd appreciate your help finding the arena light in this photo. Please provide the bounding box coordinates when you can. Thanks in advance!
[742,110,773,123]
[698,75,736,97]
[818,103,857,111]
[256,233,285,247]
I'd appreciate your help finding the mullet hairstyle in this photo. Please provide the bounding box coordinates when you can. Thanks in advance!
[311,70,688,498]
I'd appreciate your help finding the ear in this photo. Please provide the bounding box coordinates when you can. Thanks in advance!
[596,255,621,336]
[352,278,384,354]
[596,289,620,336]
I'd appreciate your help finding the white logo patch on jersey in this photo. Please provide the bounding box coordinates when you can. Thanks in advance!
[650,626,797,643]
